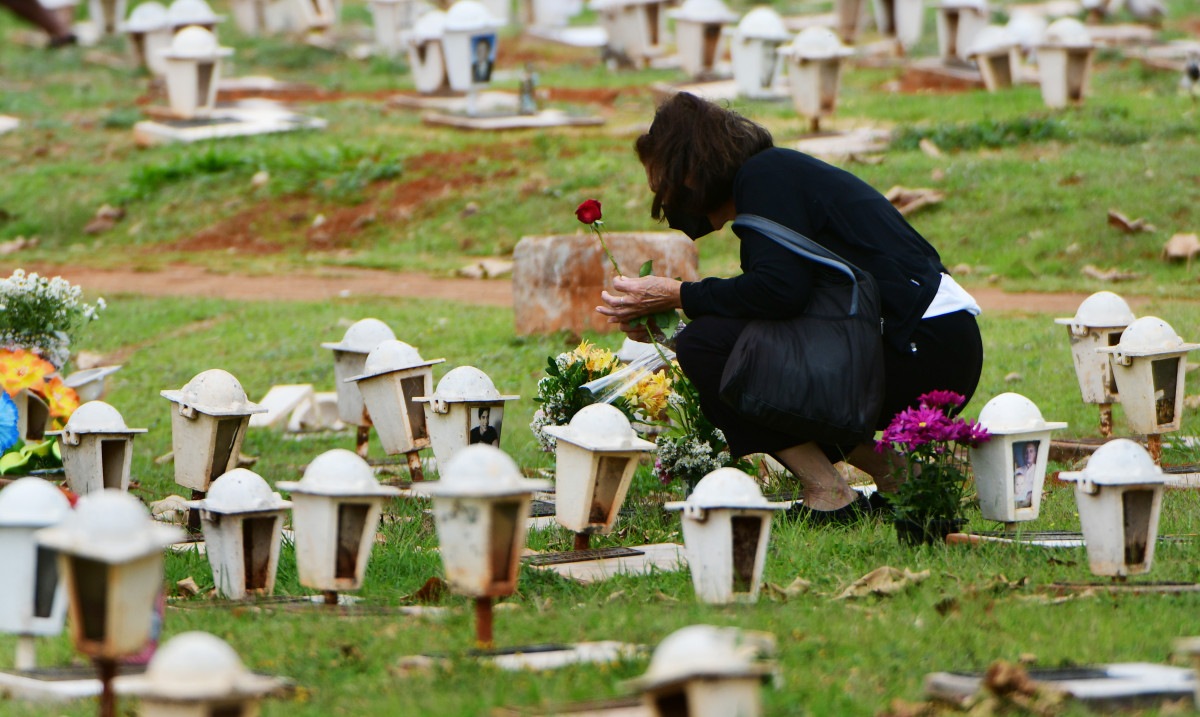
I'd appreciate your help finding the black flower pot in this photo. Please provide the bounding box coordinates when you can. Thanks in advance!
[894,517,965,546]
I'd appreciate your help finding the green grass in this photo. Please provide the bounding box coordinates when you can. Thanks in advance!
[3,295,1200,716]
[2,1,1200,714]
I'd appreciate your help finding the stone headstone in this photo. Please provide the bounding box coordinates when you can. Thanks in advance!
[512,231,700,335]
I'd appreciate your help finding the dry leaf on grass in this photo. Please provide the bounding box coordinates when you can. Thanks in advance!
[919,138,943,158]
[1162,233,1200,262]
[1081,264,1141,282]
[176,577,202,596]
[974,660,1068,717]
[762,576,812,600]
[835,566,930,600]
[1107,209,1155,234]
[404,576,447,603]
[83,204,125,235]
[885,186,946,217]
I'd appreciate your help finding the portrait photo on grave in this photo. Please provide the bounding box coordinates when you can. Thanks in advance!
[469,406,502,446]
[1013,440,1039,509]
[596,93,984,526]
[471,33,496,84]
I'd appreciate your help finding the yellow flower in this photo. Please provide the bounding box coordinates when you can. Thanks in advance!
[625,370,672,419]
[0,349,55,397]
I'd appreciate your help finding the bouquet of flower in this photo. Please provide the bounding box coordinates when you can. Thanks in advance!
[654,371,751,490]
[531,340,624,451]
[0,269,105,369]
[876,390,991,529]
[0,349,76,475]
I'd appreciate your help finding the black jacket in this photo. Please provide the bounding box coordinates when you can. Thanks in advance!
[679,147,947,351]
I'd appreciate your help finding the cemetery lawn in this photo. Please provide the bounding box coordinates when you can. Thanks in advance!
[2,1,1200,714]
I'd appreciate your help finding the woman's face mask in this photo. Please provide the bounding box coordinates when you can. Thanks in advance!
[663,186,715,240]
[666,208,715,240]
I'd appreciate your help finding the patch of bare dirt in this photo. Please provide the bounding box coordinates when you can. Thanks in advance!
[156,147,526,255]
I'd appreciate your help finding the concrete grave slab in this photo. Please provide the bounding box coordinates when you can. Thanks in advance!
[250,385,316,429]
[530,543,686,584]
[513,232,698,335]
[389,90,521,113]
[650,78,787,103]
[134,104,326,145]
[0,116,18,135]
[926,663,1194,711]
[525,25,609,47]
[793,127,891,161]
[0,665,143,702]
[1086,24,1157,48]
[422,109,605,130]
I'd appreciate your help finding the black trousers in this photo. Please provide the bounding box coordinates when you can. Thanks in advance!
[674,310,984,459]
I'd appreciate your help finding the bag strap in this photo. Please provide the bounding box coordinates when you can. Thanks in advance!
[732,213,866,316]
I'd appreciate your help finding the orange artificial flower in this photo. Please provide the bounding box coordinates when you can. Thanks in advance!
[0,349,56,398]
[40,376,80,420]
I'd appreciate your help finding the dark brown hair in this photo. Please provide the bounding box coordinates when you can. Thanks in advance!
[634,93,774,220]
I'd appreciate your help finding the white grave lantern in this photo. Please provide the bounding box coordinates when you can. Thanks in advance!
[89,0,128,34]
[36,491,181,671]
[1054,291,1135,437]
[1005,10,1045,73]
[669,0,737,79]
[160,26,234,120]
[347,340,443,479]
[780,26,853,133]
[188,469,291,601]
[49,400,146,497]
[967,26,1016,91]
[165,0,223,33]
[14,389,50,443]
[420,445,550,644]
[543,404,654,546]
[934,0,987,64]
[530,0,581,27]
[1037,18,1094,109]
[592,0,671,69]
[626,625,772,717]
[320,318,397,430]
[834,0,866,45]
[370,0,421,58]
[277,449,400,603]
[288,0,336,34]
[123,2,173,76]
[731,7,791,99]
[413,365,518,472]
[665,469,786,605]
[0,478,71,671]
[1059,439,1166,577]
[36,491,181,717]
[124,632,285,717]
[1097,316,1199,462]
[442,0,502,93]
[161,369,266,495]
[41,0,80,31]
[408,10,449,95]
[969,393,1067,526]
[871,0,924,53]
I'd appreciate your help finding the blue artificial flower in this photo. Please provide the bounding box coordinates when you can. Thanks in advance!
[0,392,17,453]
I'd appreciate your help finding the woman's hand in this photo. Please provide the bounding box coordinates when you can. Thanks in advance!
[596,275,682,340]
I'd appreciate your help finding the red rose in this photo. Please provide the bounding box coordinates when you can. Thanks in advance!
[575,199,602,225]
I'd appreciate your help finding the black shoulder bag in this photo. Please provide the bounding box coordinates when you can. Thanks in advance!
[718,214,886,446]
